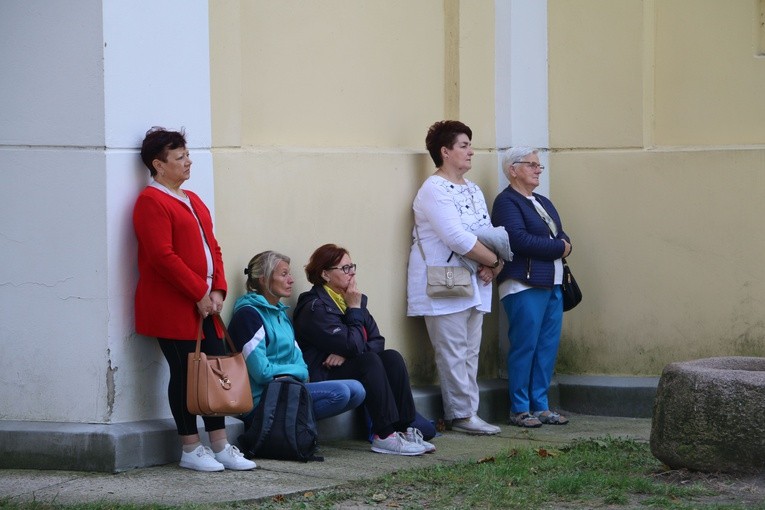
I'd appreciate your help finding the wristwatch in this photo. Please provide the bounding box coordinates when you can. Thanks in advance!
[490,258,501,268]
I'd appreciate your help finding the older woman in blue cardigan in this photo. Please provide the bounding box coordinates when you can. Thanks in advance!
[491,147,572,428]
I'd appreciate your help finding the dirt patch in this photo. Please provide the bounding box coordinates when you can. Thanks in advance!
[649,468,765,508]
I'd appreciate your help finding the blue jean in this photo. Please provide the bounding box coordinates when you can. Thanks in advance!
[307,379,366,421]
[502,286,563,414]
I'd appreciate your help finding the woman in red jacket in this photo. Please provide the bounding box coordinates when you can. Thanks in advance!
[133,127,255,472]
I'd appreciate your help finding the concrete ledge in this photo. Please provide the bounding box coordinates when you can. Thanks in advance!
[556,375,659,418]
[0,376,657,471]
[316,380,510,442]
[0,418,245,473]
[316,407,368,442]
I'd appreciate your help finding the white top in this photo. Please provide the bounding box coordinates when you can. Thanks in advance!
[407,175,494,316]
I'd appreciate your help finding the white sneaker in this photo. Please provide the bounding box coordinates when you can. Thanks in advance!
[179,445,225,472]
[371,432,426,456]
[406,427,436,453]
[214,444,257,471]
[451,415,501,436]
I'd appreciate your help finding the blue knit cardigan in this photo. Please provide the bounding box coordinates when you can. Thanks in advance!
[491,185,571,289]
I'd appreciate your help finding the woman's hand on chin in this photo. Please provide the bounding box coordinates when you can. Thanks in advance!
[343,277,363,308]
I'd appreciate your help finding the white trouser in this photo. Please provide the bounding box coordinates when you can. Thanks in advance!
[424,307,484,421]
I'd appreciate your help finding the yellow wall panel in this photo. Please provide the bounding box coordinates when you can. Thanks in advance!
[458,1,496,148]
[238,0,445,148]
[549,0,644,148]
[654,0,765,145]
[210,0,243,148]
[551,149,765,374]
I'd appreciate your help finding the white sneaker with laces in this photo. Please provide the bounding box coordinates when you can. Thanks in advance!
[406,427,436,453]
[214,444,257,471]
[371,431,426,456]
[179,445,225,472]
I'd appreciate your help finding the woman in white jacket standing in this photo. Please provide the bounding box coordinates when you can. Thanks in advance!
[407,120,505,435]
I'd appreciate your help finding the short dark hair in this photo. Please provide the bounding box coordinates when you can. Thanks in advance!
[304,244,349,286]
[425,120,472,168]
[140,127,186,176]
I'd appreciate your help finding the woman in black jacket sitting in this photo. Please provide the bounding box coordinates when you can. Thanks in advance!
[293,243,435,456]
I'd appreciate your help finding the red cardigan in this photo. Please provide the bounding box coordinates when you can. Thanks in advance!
[133,186,227,340]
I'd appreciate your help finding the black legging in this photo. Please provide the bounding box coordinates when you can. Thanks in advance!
[327,349,415,438]
[157,316,226,436]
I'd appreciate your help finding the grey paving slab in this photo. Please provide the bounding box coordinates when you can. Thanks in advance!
[0,414,651,506]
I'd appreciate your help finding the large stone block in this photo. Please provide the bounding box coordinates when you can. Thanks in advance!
[651,357,765,473]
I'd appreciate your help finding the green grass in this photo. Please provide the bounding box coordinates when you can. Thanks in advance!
[257,437,759,510]
[3,437,763,510]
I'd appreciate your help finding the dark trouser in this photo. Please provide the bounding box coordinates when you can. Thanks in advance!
[157,316,226,436]
[327,350,415,439]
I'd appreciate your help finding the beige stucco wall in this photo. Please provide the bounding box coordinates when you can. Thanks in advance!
[549,0,765,375]
[209,1,501,383]
[210,0,764,381]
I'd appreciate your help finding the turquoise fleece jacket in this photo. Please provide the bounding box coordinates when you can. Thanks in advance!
[228,292,309,408]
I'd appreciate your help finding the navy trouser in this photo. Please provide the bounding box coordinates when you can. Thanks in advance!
[328,349,416,438]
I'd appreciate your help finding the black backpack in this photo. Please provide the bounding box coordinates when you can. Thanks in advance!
[237,376,322,462]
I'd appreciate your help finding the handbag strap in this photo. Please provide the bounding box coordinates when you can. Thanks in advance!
[415,224,457,264]
[531,197,568,265]
[194,314,240,357]
[530,196,558,237]
[414,224,428,263]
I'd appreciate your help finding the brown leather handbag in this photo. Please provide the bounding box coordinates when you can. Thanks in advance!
[187,314,253,416]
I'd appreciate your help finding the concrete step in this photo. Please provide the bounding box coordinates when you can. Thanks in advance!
[555,374,660,418]
[0,376,659,471]
[318,375,659,441]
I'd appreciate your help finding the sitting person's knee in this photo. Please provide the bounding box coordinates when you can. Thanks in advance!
[379,349,407,370]
[355,351,385,371]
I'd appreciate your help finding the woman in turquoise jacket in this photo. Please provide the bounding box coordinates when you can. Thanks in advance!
[228,251,365,428]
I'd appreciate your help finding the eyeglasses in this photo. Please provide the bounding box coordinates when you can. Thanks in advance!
[514,161,545,170]
[328,263,357,274]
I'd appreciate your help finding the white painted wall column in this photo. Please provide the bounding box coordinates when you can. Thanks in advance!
[495,0,550,377]
[0,0,215,471]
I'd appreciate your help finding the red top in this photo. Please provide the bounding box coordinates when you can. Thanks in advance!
[133,186,227,340]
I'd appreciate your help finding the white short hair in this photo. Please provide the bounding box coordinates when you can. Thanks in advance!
[501,147,538,180]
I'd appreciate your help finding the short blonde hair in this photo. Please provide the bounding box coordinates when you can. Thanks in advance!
[244,251,290,295]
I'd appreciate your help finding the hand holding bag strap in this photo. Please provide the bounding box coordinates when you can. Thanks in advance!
[189,314,232,360]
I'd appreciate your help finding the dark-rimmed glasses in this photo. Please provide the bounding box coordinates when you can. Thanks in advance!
[514,161,545,170]
[328,263,357,274]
